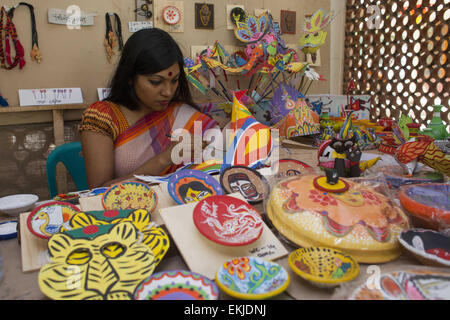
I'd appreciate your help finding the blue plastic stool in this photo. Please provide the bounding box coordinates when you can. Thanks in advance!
[46,142,89,198]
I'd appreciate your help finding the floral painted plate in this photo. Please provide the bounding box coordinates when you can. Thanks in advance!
[134,270,219,300]
[193,195,263,246]
[102,181,157,212]
[27,201,82,239]
[288,247,359,288]
[215,256,290,299]
[168,169,222,205]
[399,229,450,267]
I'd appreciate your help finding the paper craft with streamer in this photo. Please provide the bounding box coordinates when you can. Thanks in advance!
[221,90,272,172]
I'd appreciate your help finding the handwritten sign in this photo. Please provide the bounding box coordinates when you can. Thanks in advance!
[18,88,83,106]
[97,88,111,101]
[128,21,153,32]
[48,8,96,27]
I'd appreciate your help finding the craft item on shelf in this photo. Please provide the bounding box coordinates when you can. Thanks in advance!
[0,90,8,106]
[195,3,214,30]
[272,159,314,178]
[266,174,411,263]
[0,6,26,69]
[102,181,158,211]
[53,191,83,205]
[288,247,359,288]
[348,268,450,300]
[399,229,450,268]
[193,195,263,246]
[379,165,444,189]
[0,220,18,240]
[219,166,269,204]
[38,221,156,300]
[398,183,450,231]
[104,13,123,63]
[167,169,222,205]
[134,1,153,20]
[134,270,219,300]
[420,105,449,141]
[215,256,289,299]
[27,201,82,239]
[162,5,180,25]
[0,194,38,216]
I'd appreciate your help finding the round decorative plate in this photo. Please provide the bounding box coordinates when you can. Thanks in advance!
[27,201,82,239]
[220,166,269,204]
[288,247,359,288]
[162,5,181,25]
[168,169,222,205]
[349,268,450,300]
[273,159,313,178]
[193,195,263,246]
[0,194,38,216]
[216,256,290,299]
[380,165,444,188]
[399,183,450,230]
[102,181,158,212]
[134,270,219,300]
[399,229,450,267]
[0,221,18,240]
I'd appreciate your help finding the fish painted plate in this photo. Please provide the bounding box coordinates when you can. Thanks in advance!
[399,229,450,267]
[168,169,222,205]
[193,195,263,246]
[134,270,219,300]
[27,201,82,239]
[215,256,290,299]
[102,181,158,212]
[288,247,359,288]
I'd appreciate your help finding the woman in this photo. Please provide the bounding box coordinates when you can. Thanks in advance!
[79,28,218,188]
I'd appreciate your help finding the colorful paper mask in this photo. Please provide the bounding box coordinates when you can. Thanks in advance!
[298,9,334,55]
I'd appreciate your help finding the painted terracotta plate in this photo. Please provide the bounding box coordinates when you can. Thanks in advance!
[380,165,444,188]
[220,166,269,204]
[273,159,313,178]
[162,5,181,25]
[134,270,219,300]
[102,181,157,212]
[168,169,222,205]
[27,201,82,239]
[349,268,450,300]
[216,256,290,299]
[399,229,450,267]
[288,247,359,288]
[193,195,263,246]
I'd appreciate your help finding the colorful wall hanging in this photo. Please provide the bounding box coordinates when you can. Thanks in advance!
[167,169,222,205]
[102,181,158,212]
[280,10,296,34]
[298,9,334,56]
[104,13,123,64]
[0,6,26,70]
[195,3,214,29]
[193,195,263,246]
[219,166,269,204]
[134,270,219,300]
[306,95,371,119]
[38,221,156,300]
[226,5,245,30]
[215,256,290,299]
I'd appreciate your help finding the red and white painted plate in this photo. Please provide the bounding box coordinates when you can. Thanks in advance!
[162,6,181,25]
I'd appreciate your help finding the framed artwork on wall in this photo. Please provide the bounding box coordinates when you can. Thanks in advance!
[195,3,214,29]
[280,10,296,34]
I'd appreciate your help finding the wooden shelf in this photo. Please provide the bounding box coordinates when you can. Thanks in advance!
[0,104,87,113]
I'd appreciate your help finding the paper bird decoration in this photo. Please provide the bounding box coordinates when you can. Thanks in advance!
[221,90,272,172]
[298,9,334,55]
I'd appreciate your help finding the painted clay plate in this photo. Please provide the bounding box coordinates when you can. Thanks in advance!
[349,268,450,300]
[0,221,18,240]
[134,270,219,300]
[380,165,444,188]
[0,194,38,216]
[399,183,450,229]
[168,169,222,205]
[399,229,450,267]
[273,159,313,178]
[215,256,290,299]
[27,201,82,239]
[220,166,269,204]
[102,181,157,212]
[193,195,263,246]
[162,5,181,25]
[288,247,359,288]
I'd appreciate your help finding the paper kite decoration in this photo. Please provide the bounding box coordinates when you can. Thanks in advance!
[221,90,272,172]
[298,9,334,55]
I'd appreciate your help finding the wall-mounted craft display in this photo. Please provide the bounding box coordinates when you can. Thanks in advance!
[135,0,153,21]
[47,7,96,28]
[219,166,269,204]
[104,13,123,63]
[134,270,219,300]
[38,221,156,300]
[280,10,296,34]
[102,181,158,212]
[0,6,26,70]
[215,256,289,299]
[193,195,263,246]
[153,0,183,33]
[195,3,214,30]
[266,174,411,263]
[226,4,245,30]
[167,169,222,205]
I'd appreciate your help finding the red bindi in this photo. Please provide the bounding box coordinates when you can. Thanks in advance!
[168,71,173,76]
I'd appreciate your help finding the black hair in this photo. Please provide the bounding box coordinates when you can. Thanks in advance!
[178,181,213,198]
[105,28,198,111]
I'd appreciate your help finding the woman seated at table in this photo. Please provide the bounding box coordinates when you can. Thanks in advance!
[79,28,218,188]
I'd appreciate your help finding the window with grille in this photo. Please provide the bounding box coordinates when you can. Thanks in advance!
[343,0,449,130]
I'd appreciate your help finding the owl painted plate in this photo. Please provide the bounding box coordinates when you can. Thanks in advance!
[288,247,359,288]
[102,181,157,212]
[193,195,263,246]
[134,270,219,300]
[27,201,82,239]
[168,169,222,205]
[215,256,290,299]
